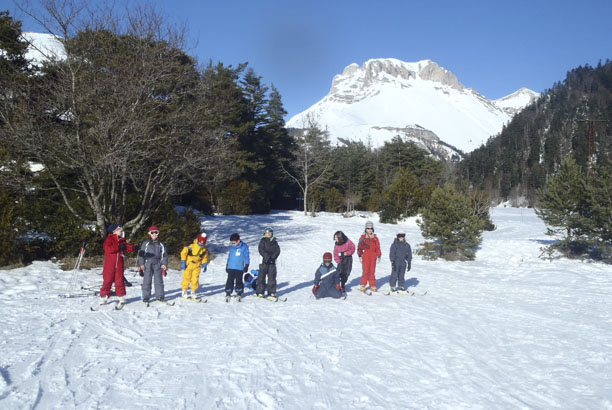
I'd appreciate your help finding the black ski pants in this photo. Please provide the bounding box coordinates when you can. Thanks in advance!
[337,256,353,290]
[256,263,277,295]
[225,269,244,295]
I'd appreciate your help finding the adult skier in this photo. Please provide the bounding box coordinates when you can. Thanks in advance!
[312,252,343,299]
[256,227,281,297]
[138,226,169,304]
[333,231,355,292]
[389,232,412,292]
[99,224,137,307]
[226,233,249,300]
[357,221,382,292]
[180,232,209,300]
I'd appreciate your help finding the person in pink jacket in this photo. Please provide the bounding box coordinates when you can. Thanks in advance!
[333,231,355,293]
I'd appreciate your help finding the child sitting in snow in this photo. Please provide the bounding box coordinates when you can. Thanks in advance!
[312,252,343,299]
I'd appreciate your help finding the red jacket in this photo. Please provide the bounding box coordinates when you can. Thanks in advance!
[357,233,381,258]
[102,234,136,274]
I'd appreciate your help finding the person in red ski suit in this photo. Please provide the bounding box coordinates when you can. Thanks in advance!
[357,221,382,292]
[99,224,136,305]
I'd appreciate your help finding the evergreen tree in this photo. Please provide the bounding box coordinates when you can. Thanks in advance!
[587,166,612,253]
[379,168,422,223]
[535,156,590,256]
[417,184,485,261]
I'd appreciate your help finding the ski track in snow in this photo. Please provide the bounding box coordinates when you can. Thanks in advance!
[0,208,611,409]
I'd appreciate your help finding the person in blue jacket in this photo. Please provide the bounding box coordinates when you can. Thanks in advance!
[225,233,250,299]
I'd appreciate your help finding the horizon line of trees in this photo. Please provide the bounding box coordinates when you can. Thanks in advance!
[0,5,493,265]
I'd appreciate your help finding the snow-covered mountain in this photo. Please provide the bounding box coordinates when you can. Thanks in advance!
[22,32,65,66]
[493,87,540,116]
[287,59,539,159]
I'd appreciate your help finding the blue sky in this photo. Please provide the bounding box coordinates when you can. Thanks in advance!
[6,0,612,120]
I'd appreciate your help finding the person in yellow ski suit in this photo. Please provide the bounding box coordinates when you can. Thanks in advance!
[180,233,209,299]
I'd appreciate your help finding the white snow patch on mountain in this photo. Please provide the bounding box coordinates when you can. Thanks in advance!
[21,32,65,66]
[288,59,539,155]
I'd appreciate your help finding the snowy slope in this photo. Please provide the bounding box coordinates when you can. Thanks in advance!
[287,59,539,155]
[21,32,65,66]
[0,208,611,409]
[493,87,540,116]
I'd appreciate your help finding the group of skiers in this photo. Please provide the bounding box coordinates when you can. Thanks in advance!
[98,220,412,307]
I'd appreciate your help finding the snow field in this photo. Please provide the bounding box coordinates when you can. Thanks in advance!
[0,208,610,409]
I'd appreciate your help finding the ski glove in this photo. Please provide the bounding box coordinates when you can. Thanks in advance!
[312,285,319,295]
[391,262,396,270]
[244,264,249,273]
[138,266,144,277]
[407,261,411,271]
[201,263,208,273]
[336,283,343,292]
[181,260,187,270]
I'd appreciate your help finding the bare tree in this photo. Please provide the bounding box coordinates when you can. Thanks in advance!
[281,115,331,215]
[2,1,231,237]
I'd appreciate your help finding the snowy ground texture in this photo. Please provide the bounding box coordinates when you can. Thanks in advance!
[0,208,611,409]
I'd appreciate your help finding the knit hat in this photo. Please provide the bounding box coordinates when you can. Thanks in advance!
[148,226,159,233]
[323,252,333,261]
[107,224,121,233]
[229,233,240,242]
[197,233,207,245]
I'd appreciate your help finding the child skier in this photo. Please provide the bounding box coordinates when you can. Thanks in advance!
[357,221,382,292]
[180,232,209,300]
[138,226,169,304]
[226,233,249,300]
[256,227,281,297]
[312,252,343,299]
[100,224,137,308]
[389,232,412,292]
[333,231,355,292]
[243,269,259,291]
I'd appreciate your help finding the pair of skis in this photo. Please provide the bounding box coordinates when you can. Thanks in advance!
[358,288,428,296]
[384,289,428,296]
[255,295,287,302]
[90,301,125,311]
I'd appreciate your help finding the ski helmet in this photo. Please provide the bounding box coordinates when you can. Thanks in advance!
[229,233,240,243]
[107,223,122,233]
[323,252,333,261]
[148,226,159,233]
[365,221,374,231]
[264,227,273,235]
[197,233,207,245]
[396,232,406,238]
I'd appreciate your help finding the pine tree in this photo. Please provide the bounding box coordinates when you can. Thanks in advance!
[379,168,422,223]
[535,155,590,256]
[417,185,484,261]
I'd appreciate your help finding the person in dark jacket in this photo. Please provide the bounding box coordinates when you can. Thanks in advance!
[333,231,355,292]
[312,252,343,299]
[389,232,412,292]
[138,226,169,303]
[256,227,281,297]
